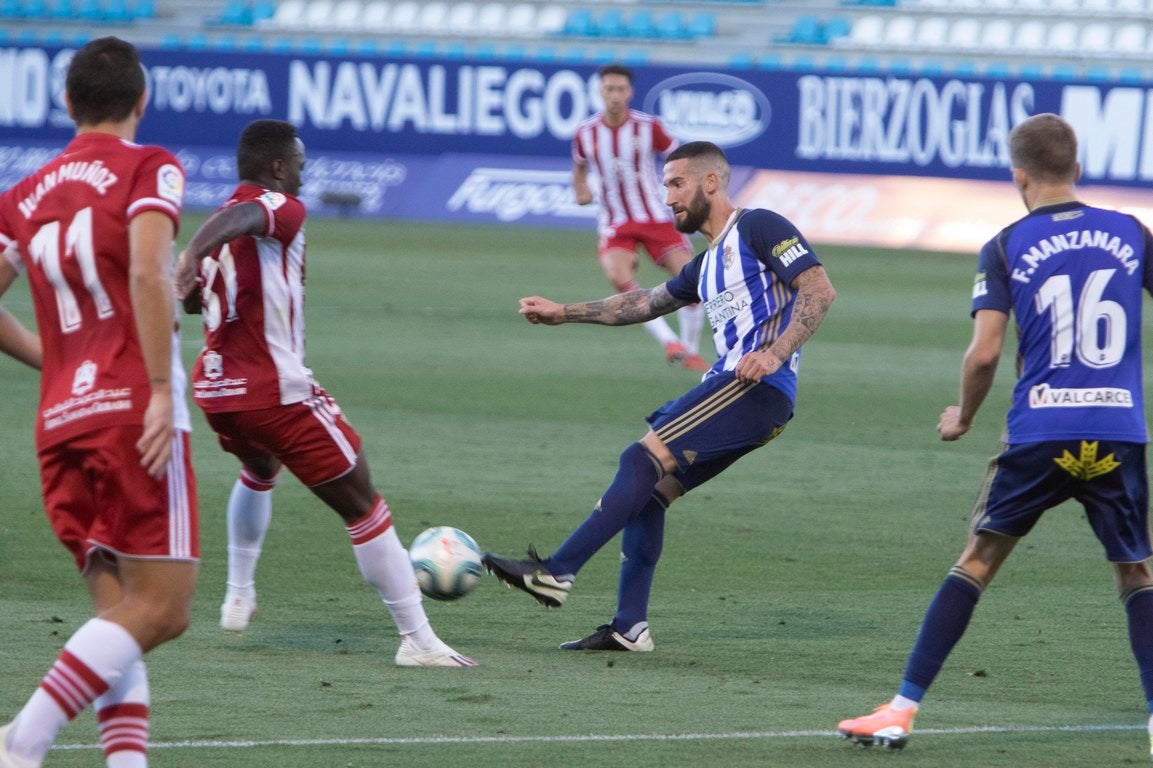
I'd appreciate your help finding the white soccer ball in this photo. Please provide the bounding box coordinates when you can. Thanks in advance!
[409,526,484,601]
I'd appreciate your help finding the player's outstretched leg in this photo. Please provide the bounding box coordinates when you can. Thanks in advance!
[482,546,573,608]
[559,622,653,652]
[837,703,917,750]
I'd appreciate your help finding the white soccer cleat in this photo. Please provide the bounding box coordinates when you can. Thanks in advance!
[394,637,478,668]
[0,724,37,768]
[220,594,257,632]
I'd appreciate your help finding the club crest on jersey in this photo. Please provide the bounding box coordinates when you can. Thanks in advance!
[259,191,288,210]
[72,360,97,395]
[723,245,735,269]
[203,351,223,380]
[157,164,184,206]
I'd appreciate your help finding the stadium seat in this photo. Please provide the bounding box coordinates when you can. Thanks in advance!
[1080,0,1114,11]
[1079,22,1112,52]
[506,3,536,35]
[74,0,100,19]
[361,0,388,29]
[916,16,948,47]
[389,0,420,30]
[1113,22,1145,53]
[302,0,333,28]
[882,15,916,47]
[848,15,884,46]
[786,15,824,45]
[1048,0,1078,11]
[1013,19,1046,50]
[1046,20,1078,51]
[823,16,852,43]
[1114,0,1146,10]
[47,0,70,19]
[597,8,626,37]
[686,11,716,38]
[626,9,655,39]
[476,3,507,34]
[563,8,594,36]
[103,0,130,21]
[446,2,474,33]
[982,19,1014,50]
[327,0,359,29]
[535,5,566,35]
[132,0,153,19]
[270,0,306,27]
[655,11,688,40]
[218,0,251,25]
[946,17,980,50]
[419,1,450,32]
[0,0,18,18]
[20,0,47,18]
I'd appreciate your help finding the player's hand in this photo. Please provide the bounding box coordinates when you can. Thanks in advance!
[519,296,565,325]
[734,349,782,384]
[137,388,175,479]
[174,250,200,307]
[937,405,970,441]
[574,188,594,206]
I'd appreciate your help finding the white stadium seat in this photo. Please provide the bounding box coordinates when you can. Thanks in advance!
[1047,20,1079,51]
[271,0,306,27]
[389,0,420,30]
[419,1,450,32]
[361,0,389,29]
[506,3,536,36]
[916,17,948,48]
[946,18,980,50]
[330,0,361,30]
[848,15,884,46]
[302,0,333,28]
[476,3,507,33]
[1113,22,1146,53]
[982,19,1014,50]
[1013,19,1046,50]
[535,4,566,35]
[1081,0,1114,11]
[882,15,917,47]
[446,3,476,34]
[1079,22,1112,52]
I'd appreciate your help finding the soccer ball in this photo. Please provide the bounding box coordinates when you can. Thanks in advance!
[409,526,484,601]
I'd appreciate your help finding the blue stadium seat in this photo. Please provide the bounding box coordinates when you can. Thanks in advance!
[504,43,529,60]
[159,32,181,48]
[20,0,48,19]
[727,52,753,68]
[250,0,275,24]
[218,0,250,25]
[40,29,64,45]
[786,16,824,44]
[132,0,152,18]
[622,48,649,65]
[655,11,688,40]
[0,0,18,18]
[47,0,72,20]
[103,0,131,22]
[823,16,852,43]
[561,46,587,63]
[563,8,594,37]
[295,37,322,53]
[442,41,467,59]
[185,32,209,50]
[757,52,782,70]
[686,11,716,39]
[74,0,100,20]
[533,45,557,61]
[626,10,655,39]
[268,36,293,53]
[241,35,264,51]
[210,34,237,50]
[597,8,626,37]
[471,42,496,59]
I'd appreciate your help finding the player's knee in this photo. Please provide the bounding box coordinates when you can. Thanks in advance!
[619,442,661,477]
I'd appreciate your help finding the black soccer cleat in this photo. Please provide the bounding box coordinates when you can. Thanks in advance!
[482,547,572,608]
[559,623,654,652]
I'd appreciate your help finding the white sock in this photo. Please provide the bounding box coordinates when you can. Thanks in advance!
[347,499,440,649]
[890,695,919,711]
[642,316,679,346]
[676,304,705,354]
[9,618,142,764]
[95,660,149,768]
[226,474,274,599]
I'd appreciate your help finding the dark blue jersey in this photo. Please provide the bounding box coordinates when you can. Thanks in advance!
[665,208,821,402]
[973,201,1153,443]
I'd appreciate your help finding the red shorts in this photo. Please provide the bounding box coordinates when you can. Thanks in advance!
[39,426,199,572]
[204,392,362,488]
[599,220,692,265]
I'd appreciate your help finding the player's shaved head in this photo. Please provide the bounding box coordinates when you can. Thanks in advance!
[237,120,299,181]
[66,37,145,126]
[667,141,731,187]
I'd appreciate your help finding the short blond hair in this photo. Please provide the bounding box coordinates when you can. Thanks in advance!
[1009,113,1078,183]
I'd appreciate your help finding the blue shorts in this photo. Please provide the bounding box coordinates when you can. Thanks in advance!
[645,373,793,492]
[973,439,1151,563]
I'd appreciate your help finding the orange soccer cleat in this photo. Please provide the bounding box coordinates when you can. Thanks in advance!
[837,703,917,750]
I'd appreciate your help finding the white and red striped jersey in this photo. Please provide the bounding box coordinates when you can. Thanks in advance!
[0,132,188,451]
[191,185,315,412]
[572,109,678,235]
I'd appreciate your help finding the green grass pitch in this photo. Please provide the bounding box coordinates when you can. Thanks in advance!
[1,216,1150,766]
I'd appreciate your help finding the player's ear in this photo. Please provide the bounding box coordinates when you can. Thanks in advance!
[133,90,147,120]
[63,92,75,121]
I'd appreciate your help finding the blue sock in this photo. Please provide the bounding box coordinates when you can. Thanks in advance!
[898,568,982,702]
[613,491,669,632]
[547,443,662,577]
[1122,584,1153,713]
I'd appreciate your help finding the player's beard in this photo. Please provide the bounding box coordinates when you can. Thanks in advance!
[674,187,710,234]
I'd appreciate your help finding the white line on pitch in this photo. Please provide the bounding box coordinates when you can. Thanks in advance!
[52,723,1144,752]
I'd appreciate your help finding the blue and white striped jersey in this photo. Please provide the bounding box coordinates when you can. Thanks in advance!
[974,201,1153,443]
[665,208,822,402]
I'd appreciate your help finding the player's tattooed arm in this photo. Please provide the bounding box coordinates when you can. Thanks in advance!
[766,266,836,363]
[563,285,688,325]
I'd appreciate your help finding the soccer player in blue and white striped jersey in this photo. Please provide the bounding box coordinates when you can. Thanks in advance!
[483,141,836,652]
[838,113,1153,756]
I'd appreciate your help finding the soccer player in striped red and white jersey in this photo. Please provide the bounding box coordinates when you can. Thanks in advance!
[175,120,474,668]
[0,37,198,768]
[572,64,708,372]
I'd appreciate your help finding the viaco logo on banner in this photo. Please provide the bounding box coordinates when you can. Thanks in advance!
[642,72,770,147]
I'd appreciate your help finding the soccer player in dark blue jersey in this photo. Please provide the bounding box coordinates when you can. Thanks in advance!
[483,141,836,652]
[838,113,1153,756]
